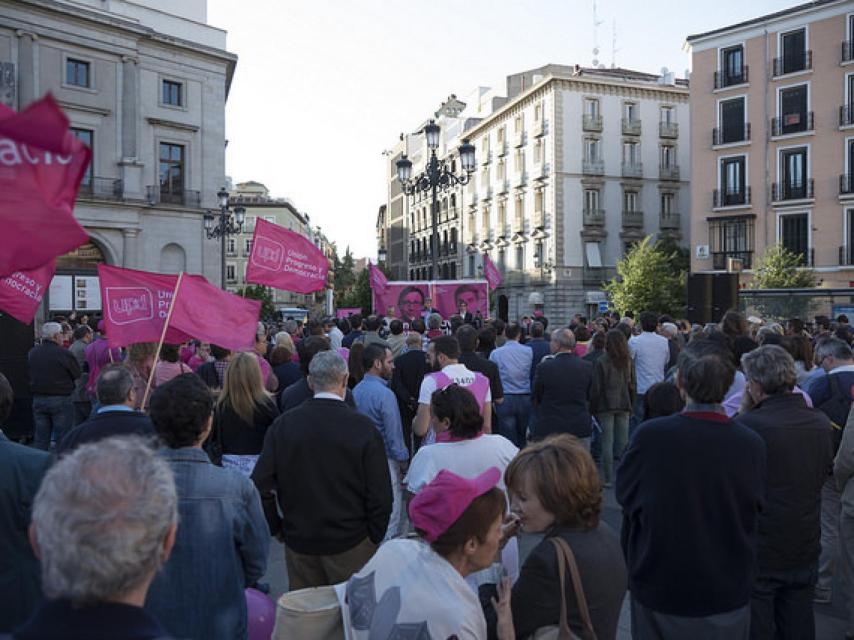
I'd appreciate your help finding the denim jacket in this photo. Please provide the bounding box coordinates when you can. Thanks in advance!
[144,447,269,640]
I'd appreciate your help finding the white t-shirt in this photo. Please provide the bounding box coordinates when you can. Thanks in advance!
[338,538,487,640]
[417,363,492,405]
[405,434,519,494]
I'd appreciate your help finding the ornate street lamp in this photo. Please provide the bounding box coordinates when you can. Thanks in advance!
[378,247,388,264]
[203,186,245,289]
[396,120,475,279]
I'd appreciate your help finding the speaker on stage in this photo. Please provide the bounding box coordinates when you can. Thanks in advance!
[686,274,712,325]
[711,273,739,323]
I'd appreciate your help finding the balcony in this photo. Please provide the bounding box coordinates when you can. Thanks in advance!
[660,212,681,230]
[659,165,680,181]
[659,121,679,138]
[712,251,753,270]
[772,51,812,77]
[841,104,854,127]
[622,210,644,228]
[582,159,604,175]
[713,187,751,208]
[714,66,749,89]
[771,112,814,137]
[844,41,854,63]
[78,177,122,200]
[713,123,751,145]
[583,208,606,226]
[771,179,814,202]
[622,118,641,136]
[513,131,524,147]
[841,174,854,197]
[582,266,615,287]
[146,186,201,208]
[621,162,643,178]
[533,119,546,137]
[840,245,854,266]
[582,113,603,132]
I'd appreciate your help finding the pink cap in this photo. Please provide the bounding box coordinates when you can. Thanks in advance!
[409,467,501,542]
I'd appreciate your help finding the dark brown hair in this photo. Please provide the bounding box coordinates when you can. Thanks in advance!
[430,384,483,439]
[604,329,630,371]
[505,434,601,530]
[270,345,293,367]
[425,488,505,557]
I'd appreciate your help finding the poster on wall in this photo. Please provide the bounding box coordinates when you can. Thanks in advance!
[74,276,101,311]
[431,281,489,319]
[48,275,73,311]
[372,280,489,322]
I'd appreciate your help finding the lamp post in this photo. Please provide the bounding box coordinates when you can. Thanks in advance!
[378,246,387,265]
[396,121,475,280]
[203,187,246,290]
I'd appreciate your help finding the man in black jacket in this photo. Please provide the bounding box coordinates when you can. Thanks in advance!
[253,351,391,590]
[456,323,504,409]
[530,328,593,444]
[737,345,834,639]
[58,365,154,455]
[279,336,356,411]
[390,333,428,455]
[28,322,81,450]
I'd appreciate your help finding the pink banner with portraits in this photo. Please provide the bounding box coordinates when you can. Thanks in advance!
[371,280,488,322]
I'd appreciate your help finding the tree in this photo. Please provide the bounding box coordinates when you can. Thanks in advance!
[237,284,275,321]
[339,262,391,314]
[603,236,686,316]
[333,246,356,306]
[746,244,817,320]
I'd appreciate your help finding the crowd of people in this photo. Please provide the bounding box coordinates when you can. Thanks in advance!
[3,305,854,638]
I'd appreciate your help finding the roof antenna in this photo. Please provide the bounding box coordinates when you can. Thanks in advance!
[592,0,603,68]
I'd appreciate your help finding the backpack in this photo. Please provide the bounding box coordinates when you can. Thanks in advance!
[816,373,853,453]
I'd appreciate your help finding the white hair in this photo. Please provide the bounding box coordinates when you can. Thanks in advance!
[32,436,177,604]
[661,322,678,338]
[41,321,63,339]
[308,350,348,391]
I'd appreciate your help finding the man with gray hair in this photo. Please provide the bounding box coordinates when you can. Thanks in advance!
[737,345,834,637]
[27,321,81,450]
[530,327,593,444]
[659,321,681,370]
[57,364,154,455]
[253,350,392,589]
[15,436,177,638]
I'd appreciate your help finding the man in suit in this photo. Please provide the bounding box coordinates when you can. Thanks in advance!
[0,373,51,633]
[58,365,154,455]
[253,351,391,590]
[391,332,428,454]
[530,328,593,445]
[526,322,551,383]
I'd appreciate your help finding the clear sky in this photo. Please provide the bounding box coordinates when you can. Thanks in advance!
[208,0,790,259]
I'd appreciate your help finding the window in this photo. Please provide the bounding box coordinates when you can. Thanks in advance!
[721,45,745,85]
[623,141,640,165]
[584,189,600,211]
[450,262,456,279]
[481,207,489,234]
[498,201,506,229]
[65,58,90,88]
[498,248,506,272]
[498,159,506,180]
[779,213,809,263]
[514,114,523,133]
[623,189,638,212]
[720,156,747,205]
[780,147,808,199]
[534,241,544,268]
[780,28,807,75]
[709,216,754,269]
[660,106,675,124]
[497,127,505,144]
[244,238,253,255]
[585,242,603,268]
[534,190,544,217]
[514,149,523,172]
[226,263,236,281]
[585,138,600,161]
[660,145,675,168]
[534,139,543,164]
[515,196,524,228]
[468,254,475,277]
[719,97,746,143]
[515,243,524,270]
[585,98,600,118]
[778,85,808,135]
[534,103,542,122]
[158,142,185,202]
[245,215,256,231]
[162,80,183,107]
[70,128,93,186]
[661,192,675,215]
[226,238,236,254]
[624,102,638,121]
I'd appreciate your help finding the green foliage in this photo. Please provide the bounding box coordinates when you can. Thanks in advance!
[603,236,686,316]
[745,244,818,320]
[237,284,275,320]
[334,246,356,293]
[339,267,370,314]
[655,236,690,275]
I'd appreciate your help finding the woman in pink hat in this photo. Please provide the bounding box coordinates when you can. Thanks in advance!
[340,467,506,639]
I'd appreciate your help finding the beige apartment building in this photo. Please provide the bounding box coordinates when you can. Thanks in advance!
[687,0,854,286]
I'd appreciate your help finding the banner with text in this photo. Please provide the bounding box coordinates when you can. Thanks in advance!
[245,218,329,294]
[371,280,489,322]
[0,261,54,323]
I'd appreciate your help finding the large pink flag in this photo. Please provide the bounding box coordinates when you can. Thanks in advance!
[483,253,502,290]
[368,261,388,292]
[169,275,260,351]
[0,94,91,277]
[99,265,195,348]
[0,261,55,323]
[245,218,328,294]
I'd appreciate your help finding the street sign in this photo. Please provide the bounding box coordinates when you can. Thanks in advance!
[598,300,609,313]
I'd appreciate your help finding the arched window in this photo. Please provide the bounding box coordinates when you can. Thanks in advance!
[159,243,186,274]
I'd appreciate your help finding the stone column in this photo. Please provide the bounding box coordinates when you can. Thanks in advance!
[16,31,37,109]
[121,56,138,159]
[122,228,140,269]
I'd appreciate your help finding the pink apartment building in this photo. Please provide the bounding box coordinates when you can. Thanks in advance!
[687,0,854,286]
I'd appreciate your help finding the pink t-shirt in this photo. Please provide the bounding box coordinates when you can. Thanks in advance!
[154,360,193,387]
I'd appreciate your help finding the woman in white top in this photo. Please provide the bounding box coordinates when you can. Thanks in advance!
[405,384,519,496]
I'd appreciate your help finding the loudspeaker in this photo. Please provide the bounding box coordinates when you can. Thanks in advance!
[686,274,712,325]
[711,273,739,323]
[0,312,35,440]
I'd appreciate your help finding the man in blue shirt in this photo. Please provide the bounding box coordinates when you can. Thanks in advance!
[490,322,534,447]
[354,343,409,540]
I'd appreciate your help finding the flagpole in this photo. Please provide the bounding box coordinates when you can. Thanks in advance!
[141,271,184,410]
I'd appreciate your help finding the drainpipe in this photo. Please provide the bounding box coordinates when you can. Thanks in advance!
[763,26,770,264]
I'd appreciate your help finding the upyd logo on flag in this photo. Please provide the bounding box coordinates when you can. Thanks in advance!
[245,218,329,294]
[0,94,91,278]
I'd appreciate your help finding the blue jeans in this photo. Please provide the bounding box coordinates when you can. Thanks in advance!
[749,564,817,640]
[497,394,532,448]
[32,395,74,450]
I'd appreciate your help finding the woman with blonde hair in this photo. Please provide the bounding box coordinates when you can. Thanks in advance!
[209,351,279,476]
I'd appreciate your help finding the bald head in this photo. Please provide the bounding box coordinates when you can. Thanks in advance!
[550,328,576,353]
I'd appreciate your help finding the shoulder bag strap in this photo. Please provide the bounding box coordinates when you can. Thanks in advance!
[548,537,573,640]
[552,537,598,640]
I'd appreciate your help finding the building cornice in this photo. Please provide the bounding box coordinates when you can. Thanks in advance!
[146,117,199,132]
[57,100,112,116]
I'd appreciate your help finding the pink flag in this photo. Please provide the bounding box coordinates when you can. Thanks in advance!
[169,275,260,351]
[0,94,91,277]
[369,261,389,293]
[0,261,55,323]
[483,253,502,290]
[245,218,328,294]
[99,265,194,348]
